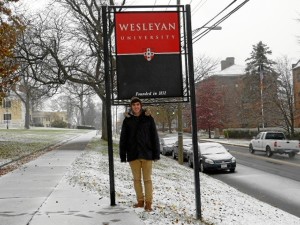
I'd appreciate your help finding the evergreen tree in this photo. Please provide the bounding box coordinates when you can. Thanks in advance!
[245,41,276,75]
[242,41,281,128]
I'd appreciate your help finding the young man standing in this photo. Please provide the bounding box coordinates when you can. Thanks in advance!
[119,97,160,212]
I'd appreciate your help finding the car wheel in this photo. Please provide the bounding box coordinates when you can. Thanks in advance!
[288,152,296,158]
[230,168,235,173]
[249,144,255,154]
[172,151,176,159]
[188,156,193,168]
[266,146,273,157]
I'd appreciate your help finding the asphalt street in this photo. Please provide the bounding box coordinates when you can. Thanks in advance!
[210,144,300,218]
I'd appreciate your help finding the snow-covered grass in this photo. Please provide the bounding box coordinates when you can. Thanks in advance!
[0,128,90,164]
[67,137,300,225]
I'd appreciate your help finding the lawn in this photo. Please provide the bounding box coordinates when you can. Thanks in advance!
[0,128,92,164]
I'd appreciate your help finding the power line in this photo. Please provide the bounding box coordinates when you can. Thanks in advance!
[191,0,207,16]
[192,0,250,43]
[192,0,237,36]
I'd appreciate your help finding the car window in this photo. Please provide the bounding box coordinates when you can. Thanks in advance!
[162,138,177,145]
[200,144,227,154]
[265,133,285,140]
[183,139,193,146]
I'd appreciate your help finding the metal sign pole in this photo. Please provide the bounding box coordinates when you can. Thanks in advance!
[102,6,116,206]
[186,4,202,219]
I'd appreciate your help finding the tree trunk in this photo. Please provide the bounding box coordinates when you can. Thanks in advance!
[80,95,85,125]
[24,94,31,129]
[168,117,172,133]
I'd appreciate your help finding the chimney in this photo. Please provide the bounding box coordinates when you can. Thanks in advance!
[221,57,235,70]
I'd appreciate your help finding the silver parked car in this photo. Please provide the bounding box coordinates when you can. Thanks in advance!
[171,138,193,161]
[160,137,178,155]
[187,142,236,173]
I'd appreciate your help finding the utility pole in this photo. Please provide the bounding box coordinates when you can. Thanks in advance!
[259,64,265,129]
[177,103,183,164]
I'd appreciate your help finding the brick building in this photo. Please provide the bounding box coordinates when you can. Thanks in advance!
[197,57,281,129]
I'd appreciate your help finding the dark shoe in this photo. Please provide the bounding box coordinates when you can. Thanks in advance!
[144,202,153,212]
[133,200,144,208]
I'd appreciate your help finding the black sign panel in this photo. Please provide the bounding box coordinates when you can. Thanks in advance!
[117,54,183,99]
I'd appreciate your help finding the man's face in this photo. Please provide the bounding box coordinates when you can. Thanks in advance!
[131,102,142,115]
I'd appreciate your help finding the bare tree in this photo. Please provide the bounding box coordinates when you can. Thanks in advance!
[14,25,59,129]
[13,65,56,129]
[273,56,296,137]
[17,0,126,139]
[153,104,177,133]
[49,82,98,128]
[62,82,95,126]
[194,54,219,82]
[49,94,78,127]
[84,96,97,127]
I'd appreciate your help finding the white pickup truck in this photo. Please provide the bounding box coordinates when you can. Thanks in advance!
[249,131,300,158]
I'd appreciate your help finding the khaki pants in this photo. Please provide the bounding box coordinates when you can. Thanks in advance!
[129,159,153,203]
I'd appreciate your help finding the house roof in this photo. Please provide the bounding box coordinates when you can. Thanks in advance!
[293,60,300,69]
[213,64,246,77]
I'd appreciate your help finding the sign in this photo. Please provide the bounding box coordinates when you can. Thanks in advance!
[115,11,183,99]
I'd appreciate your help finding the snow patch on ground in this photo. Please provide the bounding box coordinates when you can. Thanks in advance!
[67,147,300,225]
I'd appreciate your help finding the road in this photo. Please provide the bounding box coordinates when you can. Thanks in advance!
[159,134,300,217]
[209,144,300,218]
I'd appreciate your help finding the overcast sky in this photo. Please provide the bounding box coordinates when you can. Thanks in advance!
[123,0,300,69]
[21,0,300,69]
[188,0,300,68]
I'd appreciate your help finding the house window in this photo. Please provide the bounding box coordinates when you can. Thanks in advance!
[4,113,11,121]
[3,99,11,108]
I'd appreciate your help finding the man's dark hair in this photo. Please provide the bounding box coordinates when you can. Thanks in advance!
[130,96,142,105]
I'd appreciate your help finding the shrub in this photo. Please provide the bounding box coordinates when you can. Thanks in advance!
[223,129,257,139]
[76,125,95,130]
[31,123,44,127]
[51,120,68,128]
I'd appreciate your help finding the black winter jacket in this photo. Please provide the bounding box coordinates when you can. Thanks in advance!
[119,109,160,162]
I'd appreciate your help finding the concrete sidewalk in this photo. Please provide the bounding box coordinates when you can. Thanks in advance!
[0,131,143,225]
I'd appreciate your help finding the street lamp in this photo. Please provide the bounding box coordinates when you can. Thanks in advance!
[202,26,222,30]
[192,26,222,34]
[192,26,222,43]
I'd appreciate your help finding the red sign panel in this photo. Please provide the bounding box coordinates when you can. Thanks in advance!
[115,12,180,55]
[114,11,183,100]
